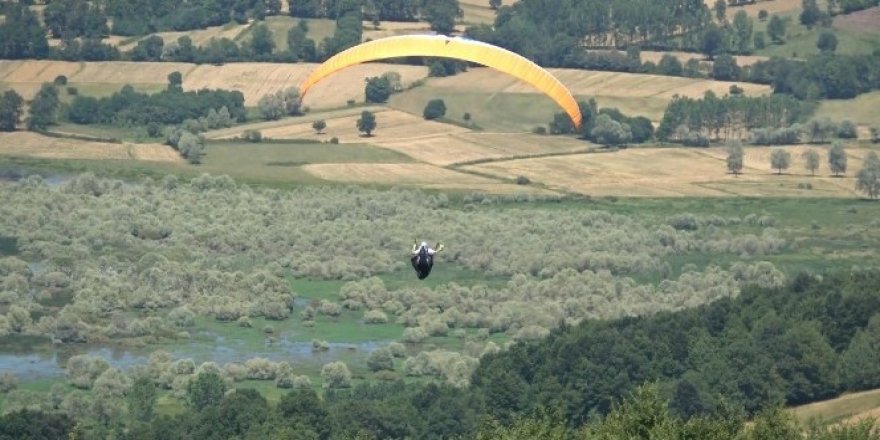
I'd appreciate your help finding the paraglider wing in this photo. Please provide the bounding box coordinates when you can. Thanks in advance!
[298,35,582,129]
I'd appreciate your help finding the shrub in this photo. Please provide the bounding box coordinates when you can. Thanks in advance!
[532,126,547,135]
[66,86,78,95]
[54,75,68,86]
[402,326,428,343]
[515,175,531,185]
[423,99,447,120]
[0,372,18,393]
[312,339,329,351]
[364,309,389,324]
[837,120,858,139]
[243,129,263,143]
[321,361,352,388]
[367,347,394,372]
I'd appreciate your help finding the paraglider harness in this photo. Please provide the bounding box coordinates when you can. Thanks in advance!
[411,242,442,280]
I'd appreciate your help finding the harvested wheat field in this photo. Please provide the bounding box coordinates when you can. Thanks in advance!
[459,0,513,24]
[302,163,556,194]
[131,22,252,48]
[245,109,467,143]
[792,388,880,424]
[0,60,429,106]
[464,146,865,197]
[638,50,770,67]
[0,132,182,162]
[184,62,428,106]
[362,21,466,40]
[391,67,771,128]
[375,132,594,166]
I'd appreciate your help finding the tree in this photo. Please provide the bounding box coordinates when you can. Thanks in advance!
[829,141,847,176]
[770,148,792,174]
[803,149,820,176]
[489,0,502,9]
[187,371,227,411]
[700,25,727,60]
[591,114,632,146]
[250,23,276,56]
[800,0,823,27]
[727,141,744,175]
[754,32,766,50]
[131,35,164,61]
[127,376,157,422]
[313,119,326,134]
[0,4,50,59]
[321,361,352,388]
[872,126,880,143]
[856,152,880,200]
[367,347,395,372]
[712,55,740,80]
[357,110,377,136]
[364,76,392,103]
[732,10,753,54]
[258,93,285,120]
[658,54,683,76]
[168,71,183,92]
[0,90,24,131]
[767,15,787,44]
[424,0,460,35]
[817,31,838,53]
[714,0,727,23]
[423,99,447,120]
[26,85,60,131]
[842,315,880,388]
[758,9,769,21]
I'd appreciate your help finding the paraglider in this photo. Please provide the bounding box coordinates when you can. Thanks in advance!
[411,241,443,280]
[298,35,583,129]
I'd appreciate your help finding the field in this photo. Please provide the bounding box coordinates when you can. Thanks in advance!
[0,132,181,162]
[638,50,770,67]
[198,140,415,183]
[463,145,873,198]
[754,8,880,58]
[459,0,513,24]
[0,60,429,106]
[815,92,880,128]
[390,67,771,130]
[115,22,252,49]
[792,389,880,424]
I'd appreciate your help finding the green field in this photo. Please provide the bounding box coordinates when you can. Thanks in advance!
[198,140,415,183]
[815,90,880,127]
[238,16,336,52]
[755,13,880,58]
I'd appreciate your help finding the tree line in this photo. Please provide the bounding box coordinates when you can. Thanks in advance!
[472,270,880,426]
[657,92,816,144]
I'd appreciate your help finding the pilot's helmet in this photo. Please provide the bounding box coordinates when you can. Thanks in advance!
[420,241,428,249]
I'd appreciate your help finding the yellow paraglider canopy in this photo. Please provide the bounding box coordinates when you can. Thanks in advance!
[299,35,582,129]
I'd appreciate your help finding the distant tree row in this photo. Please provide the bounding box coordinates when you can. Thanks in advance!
[657,92,815,143]
[67,77,246,127]
[749,53,880,99]
[291,0,461,34]
[105,0,280,36]
[465,0,713,65]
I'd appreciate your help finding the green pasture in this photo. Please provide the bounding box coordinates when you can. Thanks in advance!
[389,88,670,132]
[239,16,336,51]
[815,90,880,127]
[755,12,880,58]
[198,140,414,183]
